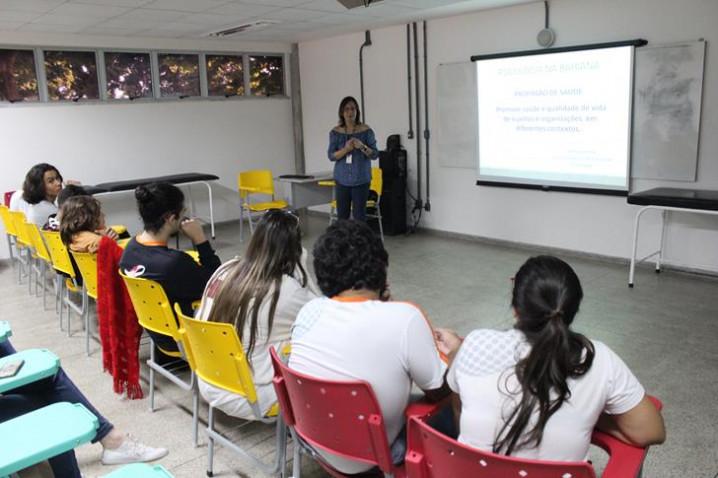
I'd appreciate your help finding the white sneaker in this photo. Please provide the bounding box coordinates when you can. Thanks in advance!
[101,435,169,465]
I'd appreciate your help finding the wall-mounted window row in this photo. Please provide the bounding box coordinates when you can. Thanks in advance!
[0,48,285,104]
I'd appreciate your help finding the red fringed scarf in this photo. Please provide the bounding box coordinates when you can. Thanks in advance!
[97,236,144,399]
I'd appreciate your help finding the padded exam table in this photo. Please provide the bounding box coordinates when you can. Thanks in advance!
[87,173,219,238]
[627,187,718,287]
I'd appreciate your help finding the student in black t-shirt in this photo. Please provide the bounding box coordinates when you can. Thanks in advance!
[120,182,221,354]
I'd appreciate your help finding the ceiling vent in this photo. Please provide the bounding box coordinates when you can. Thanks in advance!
[336,0,384,9]
[207,20,280,37]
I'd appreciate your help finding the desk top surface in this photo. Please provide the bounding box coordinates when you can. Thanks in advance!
[277,171,333,183]
[628,187,718,210]
[91,172,219,193]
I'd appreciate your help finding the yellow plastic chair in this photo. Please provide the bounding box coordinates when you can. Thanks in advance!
[327,167,384,241]
[175,305,287,477]
[0,204,18,265]
[119,272,199,447]
[41,230,86,337]
[71,251,100,357]
[237,170,288,242]
[24,221,55,309]
[7,210,32,286]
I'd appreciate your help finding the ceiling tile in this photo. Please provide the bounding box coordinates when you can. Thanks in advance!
[82,25,148,35]
[0,10,44,22]
[178,12,244,26]
[0,20,23,30]
[300,0,350,13]
[0,0,65,13]
[235,0,313,7]
[260,7,326,22]
[19,22,87,33]
[110,8,187,22]
[359,3,420,17]
[152,21,206,33]
[68,0,153,6]
[209,2,279,16]
[48,3,131,18]
[30,14,99,26]
[143,0,230,13]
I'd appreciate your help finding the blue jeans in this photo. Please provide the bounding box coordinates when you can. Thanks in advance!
[0,340,114,478]
[335,182,370,222]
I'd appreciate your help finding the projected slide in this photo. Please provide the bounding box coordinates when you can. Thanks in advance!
[476,46,633,191]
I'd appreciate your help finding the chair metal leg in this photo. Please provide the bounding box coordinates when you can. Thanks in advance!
[207,406,215,477]
[149,342,156,412]
[192,386,199,448]
[377,205,384,243]
[84,288,91,356]
[291,428,302,478]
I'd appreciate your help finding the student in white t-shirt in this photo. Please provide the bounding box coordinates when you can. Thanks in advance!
[289,220,463,475]
[447,255,665,462]
[196,209,319,420]
[9,163,65,225]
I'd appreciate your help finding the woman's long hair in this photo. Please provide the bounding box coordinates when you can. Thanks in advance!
[22,163,62,204]
[494,255,595,456]
[59,195,102,246]
[206,210,306,364]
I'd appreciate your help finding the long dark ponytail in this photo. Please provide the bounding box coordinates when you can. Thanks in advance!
[494,255,595,456]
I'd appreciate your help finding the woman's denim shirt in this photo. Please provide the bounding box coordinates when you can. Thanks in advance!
[327,127,379,187]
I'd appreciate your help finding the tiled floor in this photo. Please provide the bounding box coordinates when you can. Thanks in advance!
[2,216,717,477]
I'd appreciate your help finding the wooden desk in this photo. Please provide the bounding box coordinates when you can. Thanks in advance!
[627,187,718,287]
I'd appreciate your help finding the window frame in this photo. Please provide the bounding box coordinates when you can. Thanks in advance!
[0,44,287,108]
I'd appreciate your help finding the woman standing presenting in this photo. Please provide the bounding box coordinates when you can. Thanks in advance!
[327,96,378,221]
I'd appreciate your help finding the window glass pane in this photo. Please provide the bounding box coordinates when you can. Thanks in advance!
[0,49,39,103]
[249,55,284,97]
[206,54,244,97]
[105,52,153,100]
[158,53,199,98]
[44,50,99,101]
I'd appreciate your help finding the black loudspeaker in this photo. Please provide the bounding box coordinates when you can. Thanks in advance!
[379,147,407,235]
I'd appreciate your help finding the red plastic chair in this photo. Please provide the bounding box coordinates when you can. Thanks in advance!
[4,190,14,207]
[405,397,663,478]
[270,348,443,478]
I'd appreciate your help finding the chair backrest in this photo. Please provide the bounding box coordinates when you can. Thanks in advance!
[269,348,395,473]
[24,222,52,263]
[238,170,275,198]
[175,305,260,410]
[41,230,76,278]
[3,191,14,207]
[405,416,596,478]
[71,251,98,300]
[8,211,32,247]
[0,205,18,237]
[119,272,180,341]
[370,167,383,196]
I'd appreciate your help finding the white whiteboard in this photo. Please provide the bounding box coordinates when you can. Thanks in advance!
[632,40,705,180]
[436,62,477,169]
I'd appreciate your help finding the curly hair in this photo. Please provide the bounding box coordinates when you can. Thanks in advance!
[59,195,102,246]
[312,220,388,297]
[22,163,63,205]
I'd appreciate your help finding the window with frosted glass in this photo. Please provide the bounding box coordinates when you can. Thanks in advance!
[0,49,39,103]
[105,52,153,100]
[158,53,199,98]
[44,50,99,101]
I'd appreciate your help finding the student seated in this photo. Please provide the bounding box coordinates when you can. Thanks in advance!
[59,195,119,253]
[43,184,89,231]
[288,220,462,474]
[0,339,167,477]
[10,163,66,225]
[195,209,319,419]
[446,255,666,461]
[119,182,221,354]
